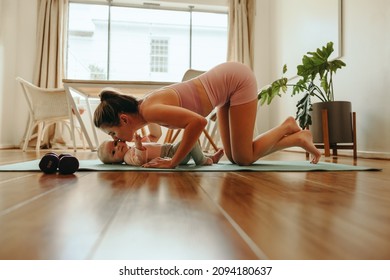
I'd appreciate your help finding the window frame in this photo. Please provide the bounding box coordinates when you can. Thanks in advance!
[66,0,228,82]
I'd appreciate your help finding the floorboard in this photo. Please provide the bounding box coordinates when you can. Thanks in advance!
[0,149,389,260]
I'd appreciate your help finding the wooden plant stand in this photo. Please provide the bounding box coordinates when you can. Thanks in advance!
[307,109,357,159]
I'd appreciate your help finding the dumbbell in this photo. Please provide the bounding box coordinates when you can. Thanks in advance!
[39,152,59,174]
[58,153,79,175]
[39,152,79,174]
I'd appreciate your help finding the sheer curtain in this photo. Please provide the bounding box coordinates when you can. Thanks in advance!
[33,0,68,148]
[34,0,68,87]
[227,0,255,69]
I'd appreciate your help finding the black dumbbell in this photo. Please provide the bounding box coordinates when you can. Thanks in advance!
[39,152,79,174]
[58,153,79,175]
[39,152,60,174]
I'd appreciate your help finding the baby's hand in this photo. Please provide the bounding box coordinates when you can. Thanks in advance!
[134,133,143,149]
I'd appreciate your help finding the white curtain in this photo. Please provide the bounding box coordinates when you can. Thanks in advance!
[33,0,68,148]
[227,0,255,69]
[34,0,68,88]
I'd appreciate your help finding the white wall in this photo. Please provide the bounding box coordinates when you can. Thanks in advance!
[340,0,390,157]
[1,0,389,158]
[0,0,37,148]
[253,0,390,158]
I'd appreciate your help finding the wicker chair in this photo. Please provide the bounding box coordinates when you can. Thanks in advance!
[17,77,84,151]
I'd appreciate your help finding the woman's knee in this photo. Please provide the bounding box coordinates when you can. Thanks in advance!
[224,150,235,164]
[232,154,254,166]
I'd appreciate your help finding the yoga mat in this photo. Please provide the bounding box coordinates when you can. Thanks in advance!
[0,159,381,172]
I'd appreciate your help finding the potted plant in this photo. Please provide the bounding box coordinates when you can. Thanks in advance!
[258,41,352,144]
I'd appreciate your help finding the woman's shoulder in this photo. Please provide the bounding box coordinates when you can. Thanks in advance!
[141,87,179,107]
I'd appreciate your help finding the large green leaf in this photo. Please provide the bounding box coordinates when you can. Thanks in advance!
[295,93,312,129]
[257,77,288,105]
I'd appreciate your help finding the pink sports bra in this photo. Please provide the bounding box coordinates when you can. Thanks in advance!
[167,80,203,115]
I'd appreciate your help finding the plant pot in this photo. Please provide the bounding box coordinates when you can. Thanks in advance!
[310,101,353,144]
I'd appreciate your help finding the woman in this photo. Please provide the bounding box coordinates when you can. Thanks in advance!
[94,62,321,168]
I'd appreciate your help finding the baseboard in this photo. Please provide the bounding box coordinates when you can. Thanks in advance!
[0,144,18,150]
[0,143,88,151]
[356,151,390,160]
[284,147,390,160]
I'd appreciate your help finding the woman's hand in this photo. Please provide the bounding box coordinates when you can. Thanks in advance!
[142,157,176,169]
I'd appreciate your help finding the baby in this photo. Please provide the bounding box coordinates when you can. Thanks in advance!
[98,134,224,167]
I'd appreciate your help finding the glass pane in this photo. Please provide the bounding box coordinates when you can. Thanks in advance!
[150,39,169,73]
[191,12,228,71]
[109,7,190,82]
[66,3,109,80]
[66,4,228,82]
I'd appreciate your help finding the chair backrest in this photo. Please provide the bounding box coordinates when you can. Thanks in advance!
[16,77,69,121]
[181,69,205,82]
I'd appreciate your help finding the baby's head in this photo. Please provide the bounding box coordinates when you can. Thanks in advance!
[97,140,129,164]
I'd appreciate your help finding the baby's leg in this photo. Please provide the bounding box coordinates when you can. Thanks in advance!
[167,143,192,165]
[189,142,210,165]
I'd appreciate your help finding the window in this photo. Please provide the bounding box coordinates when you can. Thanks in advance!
[150,38,169,73]
[66,2,228,82]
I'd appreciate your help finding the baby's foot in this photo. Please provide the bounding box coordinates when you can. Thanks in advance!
[211,149,224,164]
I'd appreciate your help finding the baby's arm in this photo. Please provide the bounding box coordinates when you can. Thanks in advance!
[124,134,148,166]
[134,133,143,149]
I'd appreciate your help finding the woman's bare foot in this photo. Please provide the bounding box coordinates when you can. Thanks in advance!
[298,130,321,164]
[282,116,302,135]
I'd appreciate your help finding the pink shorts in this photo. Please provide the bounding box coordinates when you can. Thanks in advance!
[168,62,258,115]
[199,62,258,108]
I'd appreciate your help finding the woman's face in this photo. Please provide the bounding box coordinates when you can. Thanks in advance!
[101,124,135,142]
[101,114,136,142]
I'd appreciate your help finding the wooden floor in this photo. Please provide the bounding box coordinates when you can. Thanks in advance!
[0,148,389,260]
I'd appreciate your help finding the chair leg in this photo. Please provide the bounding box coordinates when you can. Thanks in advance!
[170,129,181,143]
[69,114,77,152]
[164,129,173,143]
[77,125,86,150]
[202,129,218,152]
[208,122,219,151]
[164,129,181,144]
[62,120,78,151]
[23,120,35,152]
[202,121,212,149]
[36,122,44,151]
[74,122,87,150]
